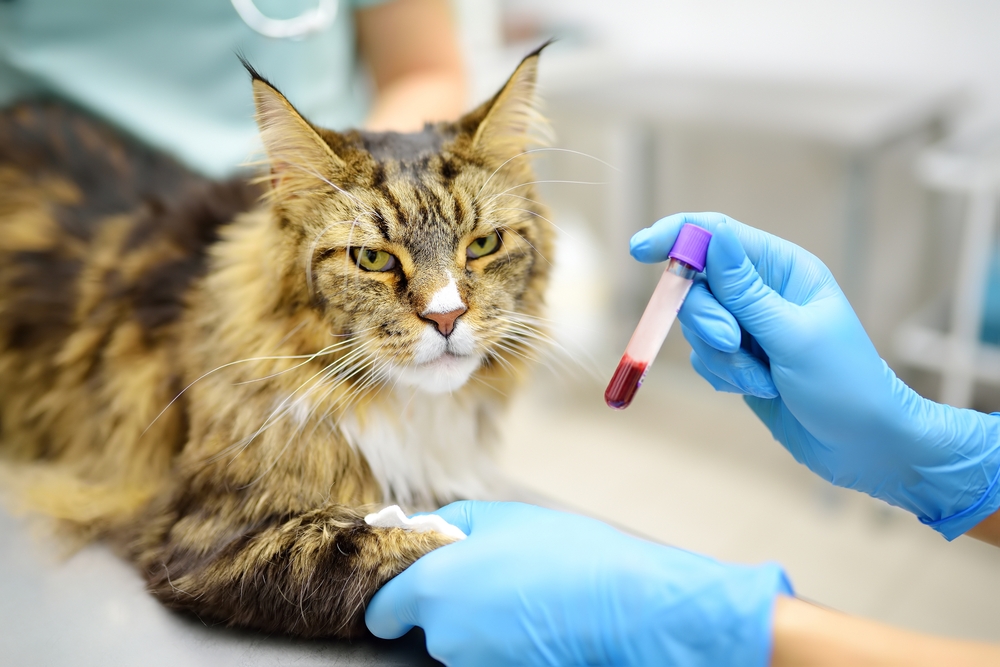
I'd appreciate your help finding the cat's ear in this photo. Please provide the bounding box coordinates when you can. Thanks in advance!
[464,41,552,166]
[241,58,345,196]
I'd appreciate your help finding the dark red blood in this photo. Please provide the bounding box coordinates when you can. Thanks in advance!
[604,355,648,410]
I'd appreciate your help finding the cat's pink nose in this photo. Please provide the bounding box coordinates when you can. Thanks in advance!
[424,307,466,337]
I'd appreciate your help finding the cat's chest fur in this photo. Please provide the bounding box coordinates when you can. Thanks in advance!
[335,389,502,510]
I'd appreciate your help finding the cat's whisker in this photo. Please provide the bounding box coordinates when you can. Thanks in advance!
[302,339,395,424]
[301,379,350,442]
[339,373,386,413]
[330,354,396,415]
[467,371,510,398]
[497,307,555,322]
[496,225,551,266]
[482,347,518,375]
[479,179,607,205]
[474,147,619,203]
[374,356,404,388]
[237,435,296,488]
[280,160,382,220]
[498,313,605,368]
[350,242,370,290]
[492,336,569,378]
[142,341,363,437]
[273,319,308,350]
[473,148,543,203]
[491,206,574,240]
[479,216,520,261]
[485,219,514,265]
[298,374,364,439]
[238,374,332,487]
[322,352,381,399]
[523,146,620,171]
[218,343,377,464]
[307,343,383,406]
[231,338,357,386]
[494,315,602,380]
[492,314,569,357]
[382,355,414,398]
[485,191,544,208]
[488,336,537,361]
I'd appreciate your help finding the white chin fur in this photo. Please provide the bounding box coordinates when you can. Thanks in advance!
[390,354,481,394]
[388,321,480,394]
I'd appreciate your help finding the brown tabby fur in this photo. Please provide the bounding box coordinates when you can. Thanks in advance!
[0,48,553,637]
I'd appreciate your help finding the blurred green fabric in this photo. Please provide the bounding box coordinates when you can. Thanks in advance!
[981,246,1000,346]
[0,0,387,177]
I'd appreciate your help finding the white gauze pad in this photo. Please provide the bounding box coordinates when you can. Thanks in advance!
[364,505,467,541]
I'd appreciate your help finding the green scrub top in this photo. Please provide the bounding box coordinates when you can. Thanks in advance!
[0,0,387,177]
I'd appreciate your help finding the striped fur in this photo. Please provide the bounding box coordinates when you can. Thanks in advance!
[0,48,553,637]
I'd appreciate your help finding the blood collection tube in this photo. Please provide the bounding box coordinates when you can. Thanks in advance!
[605,224,712,409]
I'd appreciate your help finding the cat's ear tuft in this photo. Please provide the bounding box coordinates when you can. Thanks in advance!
[242,59,345,197]
[466,41,553,166]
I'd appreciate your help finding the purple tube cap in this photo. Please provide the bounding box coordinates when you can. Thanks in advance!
[668,224,712,272]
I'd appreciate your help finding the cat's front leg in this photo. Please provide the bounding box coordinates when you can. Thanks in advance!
[132,499,455,638]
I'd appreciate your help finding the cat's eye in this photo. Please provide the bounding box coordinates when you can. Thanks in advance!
[466,232,500,259]
[351,248,397,272]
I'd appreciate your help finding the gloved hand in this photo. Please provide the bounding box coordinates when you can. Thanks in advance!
[631,212,1000,539]
[366,501,791,667]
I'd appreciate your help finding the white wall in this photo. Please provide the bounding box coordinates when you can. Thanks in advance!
[508,0,1000,135]
[453,1,1000,399]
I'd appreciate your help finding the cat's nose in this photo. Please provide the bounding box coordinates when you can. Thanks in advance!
[423,307,467,337]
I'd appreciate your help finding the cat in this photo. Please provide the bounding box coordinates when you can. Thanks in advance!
[0,45,553,638]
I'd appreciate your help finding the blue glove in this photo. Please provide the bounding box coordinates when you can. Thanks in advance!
[366,501,791,666]
[631,212,1000,539]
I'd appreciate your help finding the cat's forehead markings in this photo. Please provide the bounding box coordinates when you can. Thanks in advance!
[370,211,391,241]
[359,127,446,162]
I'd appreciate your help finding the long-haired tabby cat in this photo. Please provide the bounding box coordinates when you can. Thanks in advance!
[0,46,552,638]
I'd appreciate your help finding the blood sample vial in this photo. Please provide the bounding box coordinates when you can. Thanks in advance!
[605,224,712,409]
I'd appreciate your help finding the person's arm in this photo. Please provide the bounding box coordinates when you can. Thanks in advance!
[366,502,1000,665]
[771,596,1000,666]
[356,0,466,132]
[967,508,1000,547]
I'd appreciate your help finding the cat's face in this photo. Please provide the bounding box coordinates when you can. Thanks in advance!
[250,51,552,394]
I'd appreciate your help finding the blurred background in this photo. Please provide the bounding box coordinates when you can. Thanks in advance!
[450,0,1000,643]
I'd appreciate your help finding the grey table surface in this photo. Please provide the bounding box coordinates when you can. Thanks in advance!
[0,508,441,667]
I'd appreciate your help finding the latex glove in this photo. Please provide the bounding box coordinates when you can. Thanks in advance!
[631,212,1000,539]
[367,501,791,667]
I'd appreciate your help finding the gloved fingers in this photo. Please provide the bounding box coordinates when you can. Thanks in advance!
[684,326,778,399]
[702,223,797,348]
[678,278,741,353]
[631,214,801,350]
[630,211,772,264]
[690,351,745,394]
[630,212,732,263]
[630,211,823,287]
[365,575,419,639]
